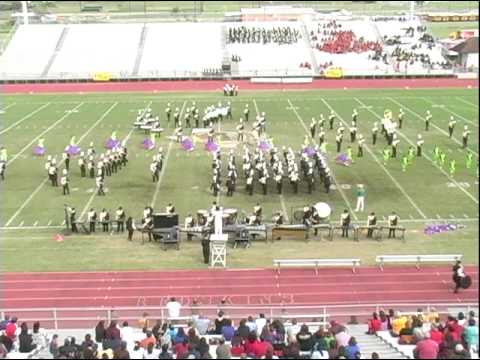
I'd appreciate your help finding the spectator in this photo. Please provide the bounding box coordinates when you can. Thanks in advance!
[143,342,158,359]
[138,312,149,331]
[367,313,382,334]
[236,319,251,340]
[197,337,209,356]
[286,319,301,343]
[329,320,345,335]
[49,334,59,358]
[95,320,107,343]
[19,323,36,353]
[187,327,200,349]
[296,324,313,352]
[335,327,351,348]
[222,318,235,341]
[81,333,98,352]
[260,323,274,344]
[345,337,361,359]
[379,311,389,331]
[173,327,187,345]
[31,322,46,348]
[284,341,300,358]
[264,346,279,359]
[215,311,228,335]
[106,321,121,340]
[429,324,443,344]
[4,317,17,339]
[195,314,211,335]
[113,341,129,359]
[457,312,467,326]
[231,335,245,357]
[120,321,134,343]
[166,298,182,319]
[0,343,7,359]
[390,311,407,337]
[0,316,10,331]
[140,330,156,349]
[151,320,162,341]
[255,314,267,336]
[426,307,439,323]
[58,338,74,358]
[130,341,143,359]
[452,343,471,359]
[371,352,380,359]
[328,339,339,359]
[246,316,257,334]
[413,332,439,359]
[438,332,456,359]
[173,338,189,359]
[398,319,415,345]
[158,343,173,359]
[216,337,232,359]
[464,319,478,351]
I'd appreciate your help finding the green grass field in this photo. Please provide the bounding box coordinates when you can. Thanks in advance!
[0,88,478,272]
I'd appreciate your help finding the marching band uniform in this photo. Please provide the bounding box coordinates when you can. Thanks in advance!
[416,135,424,157]
[150,161,159,182]
[425,111,432,131]
[246,176,253,195]
[96,176,105,196]
[184,214,195,241]
[352,109,358,126]
[340,210,351,238]
[391,137,400,158]
[48,164,58,187]
[328,111,335,130]
[310,118,316,139]
[99,209,109,232]
[126,217,135,241]
[350,122,357,143]
[388,212,399,238]
[462,126,470,149]
[336,133,343,153]
[165,103,171,124]
[357,135,365,157]
[69,207,78,233]
[448,117,456,139]
[166,204,175,214]
[372,122,378,145]
[275,173,282,194]
[367,212,377,238]
[116,207,126,232]
[60,170,69,195]
[173,108,180,127]
[398,109,404,129]
[237,120,245,142]
[259,175,267,195]
[244,104,249,122]
[78,154,86,177]
[87,208,97,233]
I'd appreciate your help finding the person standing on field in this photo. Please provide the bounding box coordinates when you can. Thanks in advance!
[355,184,365,212]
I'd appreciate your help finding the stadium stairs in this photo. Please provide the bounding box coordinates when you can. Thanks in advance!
[41,26,69,78]
[346,325,409,359]
[300,20,319,75]
[131,23,148,77]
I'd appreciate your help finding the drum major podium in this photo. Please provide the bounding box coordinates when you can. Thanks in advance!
[210,233,228,268]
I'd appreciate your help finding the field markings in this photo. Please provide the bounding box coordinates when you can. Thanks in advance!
[254,98,290,222]
[0,102,17,111]
[287,98,358,220]
[322,98,428,219]
[456,97,478,109]
[4,102,118,228]
[388,97,478,156]
[6,103,83,166]
[0,102,51,136]
[355,98,479,205]
[150,101,186,209]
[422,97,478,128]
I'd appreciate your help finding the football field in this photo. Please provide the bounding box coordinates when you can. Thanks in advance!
[0,87,478,271]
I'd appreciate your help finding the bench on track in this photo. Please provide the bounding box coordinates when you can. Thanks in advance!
[375,254,463,271]
[273,258,361,274]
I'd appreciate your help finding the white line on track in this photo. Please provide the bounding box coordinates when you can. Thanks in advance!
[4,102,118,227]
[6,103,83,166]
[150,101,186,208]
[455,97,478,109]
[0,102,50,136]
[422,97,478,128]
[388,97,478,156]
[322,98,427,219]
[355,98,479,205]
[288,98,358,220]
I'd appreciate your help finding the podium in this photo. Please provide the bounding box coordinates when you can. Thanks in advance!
[210,234,228,268]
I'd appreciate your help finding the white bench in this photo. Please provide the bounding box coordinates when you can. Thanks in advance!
[273,258,361,274]
[375,254,463,271]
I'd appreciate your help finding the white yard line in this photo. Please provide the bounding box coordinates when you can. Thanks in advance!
[287,98,358,220]
[322,98,428,219]
[6,103,82,166]
[422,97,478,128]
[150,101,186,208]
[1,103,17,111]
[0,102,50,136]
[355,98,479,205]
[456,97,478,109]
[4,102,118,227]
[388,97,478,156]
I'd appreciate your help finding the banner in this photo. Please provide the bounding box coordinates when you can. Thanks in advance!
[427,14,478,22]
[324,67,343,79]
[92,72,112,82]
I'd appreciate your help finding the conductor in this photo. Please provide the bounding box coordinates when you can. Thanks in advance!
[452,260,470,293]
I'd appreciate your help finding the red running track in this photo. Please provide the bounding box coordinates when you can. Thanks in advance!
[2,78,478,94]
[2,266,478,309]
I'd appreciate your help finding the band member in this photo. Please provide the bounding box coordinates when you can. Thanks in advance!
[448,116,456,139]
[226,176,235,197]
[387,211,399,238]
[126,216,135,241]
[69,207,78,233]
[88,156,95,178]
[340,209,351,238]
[87,208,97,233]
[201,229,210,264]
[290,171,299,193]
[398,109,404,129]
[165,103,171,124]
[259,175,267,195]
[253,203,262,218]
[328,111,335,130]
[425,110,432,131]
[349,122,357,143]
[244,104,249,122]
[310,118,316,138]
[173,107,180,127]
[352,109,358,126]
[366,212,377,238]
[318,127,325,146]
[96,176,105,196]
[336,132,343,153]
[246,175,253,195]
[416,134,424,157]
[0,162,6,181]
[236,119,245,142]
[48,163,58,187]
[226,101,232,120]
[211,177,220,196]
[166,203,175,214]
[273,211,284,225]
[185,213,195,241]
[143,215,154,242]
[116,206,126,232]
[391,136,400,158]
[462,125,470,149]
[372,122,378,145]
[357,135,365,157]
[452,260,469,294]
[60,169,69,195]
[100,208,109,232]
[275,173,283,194]
[150,160,159,182]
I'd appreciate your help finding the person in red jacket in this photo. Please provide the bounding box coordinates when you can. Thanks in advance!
[367,312,382,335]
[5,317,17,339]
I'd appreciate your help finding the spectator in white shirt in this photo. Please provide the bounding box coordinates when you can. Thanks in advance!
[255,313,267,336]
[246,316,257,333]
[166,297,182,319]
[120,321,134,343]
[286,319,302,343]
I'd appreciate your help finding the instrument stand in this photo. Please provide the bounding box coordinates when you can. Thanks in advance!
[210,234,228,268]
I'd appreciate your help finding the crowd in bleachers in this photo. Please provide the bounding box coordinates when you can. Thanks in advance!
[310,20,382,55]
[2,304,478,359]
[367,308,478,359]
[227,26,301,45]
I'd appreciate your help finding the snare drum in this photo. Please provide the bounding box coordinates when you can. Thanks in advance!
[224,209,238,225]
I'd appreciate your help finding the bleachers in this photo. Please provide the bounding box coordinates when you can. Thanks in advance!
[139,23,223,78]
[48,24,142,78]
[0,24,64,79]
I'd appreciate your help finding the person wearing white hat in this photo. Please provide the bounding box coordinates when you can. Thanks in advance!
[416,134,424,157]
[61,169,69,195]
[448,116,456,139]
[425,110,432,131]
[462,125,470,149]
[355,184,366,212]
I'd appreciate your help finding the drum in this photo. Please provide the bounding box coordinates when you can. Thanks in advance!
[197,210,209,226]
[224,209,237,225]
[313,202,331,218]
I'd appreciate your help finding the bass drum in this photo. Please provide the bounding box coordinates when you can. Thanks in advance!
[460,276,472,289]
